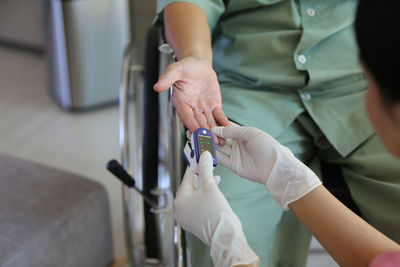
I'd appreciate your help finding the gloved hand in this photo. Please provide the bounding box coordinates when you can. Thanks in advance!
[174,152,259,267]
[212,124,322,210]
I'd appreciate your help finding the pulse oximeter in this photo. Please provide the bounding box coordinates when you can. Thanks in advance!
[183,128,218,174]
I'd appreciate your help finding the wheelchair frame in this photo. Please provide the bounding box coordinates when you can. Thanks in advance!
[119,27,185,267]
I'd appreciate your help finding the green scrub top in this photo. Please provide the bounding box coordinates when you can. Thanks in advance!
[156,0,374,157]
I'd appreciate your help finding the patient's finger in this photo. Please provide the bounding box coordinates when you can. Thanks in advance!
[204,111,220,144]
[217,137,225,146]
[213,107,230,127]
[176,104,200,133]
[204,110,217,128]
[224,138,233,146]
[154,63,181,92]
[193,109,209,130]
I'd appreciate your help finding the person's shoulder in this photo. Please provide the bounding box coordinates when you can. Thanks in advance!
[370,251,400,267]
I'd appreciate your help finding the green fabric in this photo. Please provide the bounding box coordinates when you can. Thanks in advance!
[318,134,400,243]
[155,0,226,29]
[185,114,400,267]
[156,0,374,156]
[154,0,399,266]
[220,77,371,156]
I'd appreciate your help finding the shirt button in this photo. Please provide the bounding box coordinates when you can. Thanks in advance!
[301,92,311,101]
[307,8,316,17]
[298,54,307,64]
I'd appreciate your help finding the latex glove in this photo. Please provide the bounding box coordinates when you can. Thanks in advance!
[153,56,229,144]
[174,152,259,267]
[212,124,322,210]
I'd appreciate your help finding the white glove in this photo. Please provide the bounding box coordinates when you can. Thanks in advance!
[212,124,322,210]
[174,152,259,267]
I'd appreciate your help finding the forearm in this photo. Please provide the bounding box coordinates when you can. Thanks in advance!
[163,2,213,65]
[289,185,400,267]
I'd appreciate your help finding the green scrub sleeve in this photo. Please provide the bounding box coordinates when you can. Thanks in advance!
[154,0,226,30]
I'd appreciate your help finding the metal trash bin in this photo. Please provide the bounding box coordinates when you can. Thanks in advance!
[44,0,130,110]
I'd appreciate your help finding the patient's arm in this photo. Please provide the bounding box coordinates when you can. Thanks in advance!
[153,2,229,143]
[162,2,213,64]
[289,186,400,267]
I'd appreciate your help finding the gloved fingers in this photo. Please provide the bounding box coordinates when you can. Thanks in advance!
[216,143,232,156]
[197,152,215,187]
[216,150,231,168]
[212,124,244,140]
[214,175,221,185]
[186,130,192,140]
[213,107,230,146]
[228,121,240,127]
[177,167,196,197]
[225,138,233,146]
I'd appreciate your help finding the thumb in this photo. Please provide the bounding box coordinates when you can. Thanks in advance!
[176,167,196,197]
[212,124,244,140]
[153,62,181,92]
[186,130,192,140]
[197,152,214,186]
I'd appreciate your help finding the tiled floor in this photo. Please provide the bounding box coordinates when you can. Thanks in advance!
[0,46,125,256]
[0,46,338,266]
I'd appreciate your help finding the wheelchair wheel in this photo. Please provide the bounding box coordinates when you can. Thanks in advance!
[142,25,162,260]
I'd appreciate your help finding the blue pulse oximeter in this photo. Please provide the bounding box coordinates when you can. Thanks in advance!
[183,128,218,174]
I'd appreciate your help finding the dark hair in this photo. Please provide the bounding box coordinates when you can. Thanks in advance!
[355,0,400,104]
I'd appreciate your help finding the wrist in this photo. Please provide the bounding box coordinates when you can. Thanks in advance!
[210,213,259,267]
[164,2,213,67]
[265,153,322,210]
[179,51,213,66]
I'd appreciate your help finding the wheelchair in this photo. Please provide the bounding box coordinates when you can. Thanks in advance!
[118,25,184,267]
[116,25,361,267]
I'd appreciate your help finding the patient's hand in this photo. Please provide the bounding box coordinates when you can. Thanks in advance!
[153,56,229,144]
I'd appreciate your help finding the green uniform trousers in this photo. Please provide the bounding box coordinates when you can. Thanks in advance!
[185,109,400,267]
